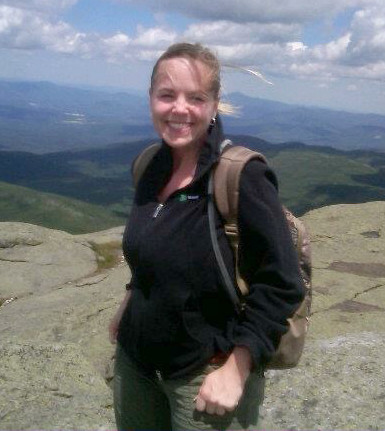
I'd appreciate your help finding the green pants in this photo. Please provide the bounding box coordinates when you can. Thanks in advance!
[113,344,265,431]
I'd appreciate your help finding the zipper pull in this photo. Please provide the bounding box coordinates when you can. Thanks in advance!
[153,203,164,218]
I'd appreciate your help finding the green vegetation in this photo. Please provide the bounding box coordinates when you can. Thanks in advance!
[1,138,385,233]
[0,181,125,234]
[90,241,123,272]
[269,148,385,215]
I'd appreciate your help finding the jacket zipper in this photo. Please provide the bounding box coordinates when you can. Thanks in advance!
[152,177,201,219]
[152,203,164,218]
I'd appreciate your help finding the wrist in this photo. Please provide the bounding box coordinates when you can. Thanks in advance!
[224,346,252,383]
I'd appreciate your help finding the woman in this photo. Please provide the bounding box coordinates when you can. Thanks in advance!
[109,42,304,430]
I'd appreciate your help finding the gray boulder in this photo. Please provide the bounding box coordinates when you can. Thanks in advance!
[1,201,385,430]
[0,222,97,298]
[0,223,129,429]
[260,201,385,430]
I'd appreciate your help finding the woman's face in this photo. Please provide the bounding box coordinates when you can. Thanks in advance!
[150,57,219,152]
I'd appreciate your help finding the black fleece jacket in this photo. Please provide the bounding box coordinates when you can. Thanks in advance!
[118,117,305,379]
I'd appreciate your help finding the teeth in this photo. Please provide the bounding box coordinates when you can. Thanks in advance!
[168,122,190,130]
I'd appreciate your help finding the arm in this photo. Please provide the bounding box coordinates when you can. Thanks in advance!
[108,289,131,344]
[195,346,252,416]
[196,160,304,415]
[232,159,305,366]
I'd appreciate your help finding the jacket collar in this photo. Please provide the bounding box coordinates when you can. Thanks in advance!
[196,114,224,178]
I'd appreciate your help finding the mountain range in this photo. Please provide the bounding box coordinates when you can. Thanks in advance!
[1,79,385,153]
[1,135,385,233]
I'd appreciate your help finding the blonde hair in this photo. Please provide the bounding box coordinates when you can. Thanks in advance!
[151,42,236,115]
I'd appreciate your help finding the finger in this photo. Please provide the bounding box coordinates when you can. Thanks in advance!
[225,398,240,412]
[205,403,216,415]
[195,397,206,412]
[224,403,237,412]
[215,406,226,416]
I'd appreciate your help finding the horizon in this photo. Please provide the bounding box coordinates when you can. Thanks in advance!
[2,76,385,119]
[1,1,385,115]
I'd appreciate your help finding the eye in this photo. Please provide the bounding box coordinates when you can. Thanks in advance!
[160,93,173,100]
[156,90,174,101]
[190,94,206,103]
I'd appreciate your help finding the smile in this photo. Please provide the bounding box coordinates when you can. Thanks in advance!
[167,121,192,130]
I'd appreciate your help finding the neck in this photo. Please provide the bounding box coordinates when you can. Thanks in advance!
[170,142,202,174]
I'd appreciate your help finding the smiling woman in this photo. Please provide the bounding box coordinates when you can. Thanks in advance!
[148,44,220,201]
[109,41,305,431]
[150,58,217,148]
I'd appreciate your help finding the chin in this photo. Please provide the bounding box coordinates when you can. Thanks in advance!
[163,130,208,149]
[165,137,203,150]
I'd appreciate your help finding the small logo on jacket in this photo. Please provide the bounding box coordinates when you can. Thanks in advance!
[178,194,200,202]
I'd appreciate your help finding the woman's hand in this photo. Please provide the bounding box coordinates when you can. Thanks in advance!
[108,290,131,344]
[195,346,252,416]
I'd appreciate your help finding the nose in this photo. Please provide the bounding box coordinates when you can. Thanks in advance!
[172,95,188,113]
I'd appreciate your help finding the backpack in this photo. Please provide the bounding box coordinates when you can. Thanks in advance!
[210,141,312,369]
[132,141,312,369]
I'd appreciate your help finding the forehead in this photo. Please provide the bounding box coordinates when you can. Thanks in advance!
[154,57,213,92]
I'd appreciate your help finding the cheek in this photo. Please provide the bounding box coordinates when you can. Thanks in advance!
[150,97,168,115]
[199,107,215,125]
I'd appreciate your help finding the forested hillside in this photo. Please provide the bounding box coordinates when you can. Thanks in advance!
[1,136,385,233]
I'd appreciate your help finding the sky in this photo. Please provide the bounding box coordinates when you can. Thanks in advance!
[1,0,385,115]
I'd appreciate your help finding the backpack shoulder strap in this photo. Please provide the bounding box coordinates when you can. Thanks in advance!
[213,144,268,296]
[132,142,161,188]
[214,145,267,225]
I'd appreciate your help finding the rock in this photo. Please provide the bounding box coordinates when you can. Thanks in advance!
[0,222,97,299]
[76,226,125,245]
[302,201,385,340]
[1,201,385,430]
[0,222,129,430]
[260,333,385,430]
[259,201,385,430]
[0,342,114,430]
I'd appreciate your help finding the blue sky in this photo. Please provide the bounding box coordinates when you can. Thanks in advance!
[1,0,385,115]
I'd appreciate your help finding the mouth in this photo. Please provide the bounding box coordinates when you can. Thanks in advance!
[167,121,193,131]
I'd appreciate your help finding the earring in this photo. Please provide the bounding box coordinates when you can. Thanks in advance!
[209,117,216,126]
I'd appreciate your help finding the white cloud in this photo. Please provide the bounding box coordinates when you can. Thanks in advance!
[311,34,351,61]
[0,0,77,14]
[183,21,301,44]
[212,42,284,67]
[133,25,177,47]
[0,5,84,51]
[118,0,365,24]
[278,2,385,82]
[0,4,174,63]
[1,0,385,86]
[287,42,308,52]
[344,2,385,65]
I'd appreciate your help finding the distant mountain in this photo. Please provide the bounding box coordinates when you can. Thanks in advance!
[1,80,385,153]
[224,93,385,151]
[0,80,155,153]
[0,180,125,234]
[1,137,385,229]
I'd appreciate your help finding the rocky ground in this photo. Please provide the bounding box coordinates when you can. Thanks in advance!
[1,201,385,430]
